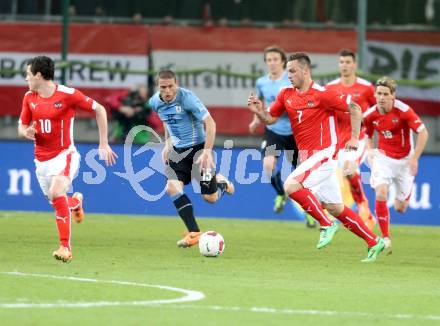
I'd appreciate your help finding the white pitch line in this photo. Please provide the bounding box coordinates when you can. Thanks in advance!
[0,271,205,308]
[2,272,439,322]
[156,304,440,322]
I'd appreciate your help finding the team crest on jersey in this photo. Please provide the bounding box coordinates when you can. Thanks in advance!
[54,101,63,109]
[392,118,399,124]
[307,101,314,108]
[353,92,360,98]
[175,105,182,113]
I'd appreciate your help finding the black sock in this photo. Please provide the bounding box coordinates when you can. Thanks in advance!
[270,171,285,196]
[217,182,228,196]
[172,194,200,232]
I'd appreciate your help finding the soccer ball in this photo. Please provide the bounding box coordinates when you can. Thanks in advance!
[198,231,225,257]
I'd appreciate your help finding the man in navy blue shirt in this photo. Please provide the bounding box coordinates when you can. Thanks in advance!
[150,70,234,248]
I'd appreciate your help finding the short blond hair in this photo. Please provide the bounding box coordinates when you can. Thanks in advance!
[376,76,397,94]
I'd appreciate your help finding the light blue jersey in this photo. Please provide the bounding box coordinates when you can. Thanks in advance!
[256,71,292,136]
[149,87,210,148]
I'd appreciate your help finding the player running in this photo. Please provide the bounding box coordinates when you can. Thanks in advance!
[18,56,117,262]
[363,76,429,253]
[248,52,385,262]
[149,70,234,248]
[326,49,376,229]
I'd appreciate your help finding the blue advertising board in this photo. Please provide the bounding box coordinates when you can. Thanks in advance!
[0,140,438,226]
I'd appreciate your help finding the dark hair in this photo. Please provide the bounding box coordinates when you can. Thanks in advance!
[338,49,356,61]
[156,69,177,83]
[264,45,287,68]
[288,52,311,69]
[376,76,397,94]
[27,56,55,80]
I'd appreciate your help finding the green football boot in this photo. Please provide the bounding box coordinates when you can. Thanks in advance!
[316,223,339,249]
[361,237,385,263]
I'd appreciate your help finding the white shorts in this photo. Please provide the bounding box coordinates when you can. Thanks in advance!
[287,146,342,204]
[35,148,80,197]
[370,150,413,202]
[337,137,367,168]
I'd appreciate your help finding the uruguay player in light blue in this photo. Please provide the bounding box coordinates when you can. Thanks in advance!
[149,70,234,248]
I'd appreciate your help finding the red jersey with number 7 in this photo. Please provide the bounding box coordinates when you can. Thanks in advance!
[363,99,425,159]
[268,82,351,160]
[19,84,97,161]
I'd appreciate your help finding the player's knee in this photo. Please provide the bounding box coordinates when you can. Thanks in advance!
[202,193,218,204]
[166,182,180,196]
[325,204,344,217]
[284,180,300,195]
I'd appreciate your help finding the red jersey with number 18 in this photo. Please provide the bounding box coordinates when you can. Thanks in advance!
[363,99,425,159]
[268,82,351,160]
[19,84,97,161]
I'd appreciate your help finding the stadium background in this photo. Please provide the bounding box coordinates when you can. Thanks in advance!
[0,0,439,225]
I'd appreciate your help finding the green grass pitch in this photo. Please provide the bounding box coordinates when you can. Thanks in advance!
[1,211,440,325]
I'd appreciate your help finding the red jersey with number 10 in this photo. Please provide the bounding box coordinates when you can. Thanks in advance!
[19,84,97,161]
[268,82,351,160]
[326,77,376,147]
[363,99,425,159]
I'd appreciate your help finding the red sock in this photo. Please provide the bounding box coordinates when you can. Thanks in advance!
[289,188,332,227]
[375,200,390,238]
[336,206,378,247]
[348,173,365,204]
[52,196,71,250]
[68,196,80,210]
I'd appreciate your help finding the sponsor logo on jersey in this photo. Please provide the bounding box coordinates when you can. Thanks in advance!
[372,120,379,126]
[54,101,63,109]
[30,102,37,109]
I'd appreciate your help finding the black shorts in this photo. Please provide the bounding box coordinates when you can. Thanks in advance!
[165,142,218,195]
[261,128,298,166]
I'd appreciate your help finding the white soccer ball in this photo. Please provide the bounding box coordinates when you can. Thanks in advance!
[198,231,225,257]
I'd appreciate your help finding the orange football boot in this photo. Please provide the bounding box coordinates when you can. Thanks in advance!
[71,192,84,223]
[177,231,202,248]
[53,246,72,262]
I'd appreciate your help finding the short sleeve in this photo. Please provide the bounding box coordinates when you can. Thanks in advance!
[183,91,210,121]
[321,89,350,112]
[402,107,425,133]
[19,94,32,125]
[69,89,96,112]
[267,89,286,118]
[366,85,376,107]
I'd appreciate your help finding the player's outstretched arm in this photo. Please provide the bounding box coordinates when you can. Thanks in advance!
[247,93,278,125]
[409,127,429,176]
[18,121,37,141]
[95,104,118,166]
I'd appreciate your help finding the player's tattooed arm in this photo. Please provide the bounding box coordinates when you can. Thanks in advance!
[345,101,362,151]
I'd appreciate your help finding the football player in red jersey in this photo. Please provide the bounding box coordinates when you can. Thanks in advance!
[363,76,429,253]
[18,56,117,262]
[326,49,376,230]
[248,52,385,262]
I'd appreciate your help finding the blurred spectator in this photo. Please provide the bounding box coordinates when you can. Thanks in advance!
[107,85,159,144]
[132,12,142,24]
